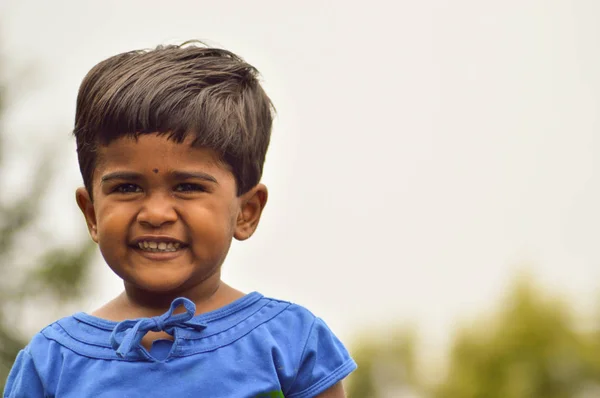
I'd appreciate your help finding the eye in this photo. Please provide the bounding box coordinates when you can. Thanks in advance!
[113,183,142,194]
[174,183,206,193]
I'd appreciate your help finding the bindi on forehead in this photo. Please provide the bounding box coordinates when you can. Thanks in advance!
[153,168,159,174]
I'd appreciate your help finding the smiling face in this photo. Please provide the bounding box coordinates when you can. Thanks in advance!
[76,133,267,298]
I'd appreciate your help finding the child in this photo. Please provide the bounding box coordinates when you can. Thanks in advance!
[4,43,356,397]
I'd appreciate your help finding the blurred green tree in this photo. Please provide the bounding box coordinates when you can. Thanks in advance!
[347,278,600,398]
[0,57,95,388]
[432,278,600,398]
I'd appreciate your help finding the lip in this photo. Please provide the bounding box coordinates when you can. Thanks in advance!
[131,246,188,261]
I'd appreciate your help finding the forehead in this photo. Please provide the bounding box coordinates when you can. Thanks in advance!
[95,134,225,174]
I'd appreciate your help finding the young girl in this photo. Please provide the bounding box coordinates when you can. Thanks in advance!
[4,43,356,398]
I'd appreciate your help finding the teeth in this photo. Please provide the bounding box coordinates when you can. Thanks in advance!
[136,241,183,252]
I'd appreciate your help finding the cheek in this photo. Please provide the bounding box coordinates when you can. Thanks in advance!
[96,205,133,243]
[187,203,237,243]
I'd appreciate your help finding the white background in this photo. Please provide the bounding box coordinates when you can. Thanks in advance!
[1,0,599,369]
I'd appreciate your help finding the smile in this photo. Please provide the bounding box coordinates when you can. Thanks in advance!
[130,236,188,255]
[137,241,181,252]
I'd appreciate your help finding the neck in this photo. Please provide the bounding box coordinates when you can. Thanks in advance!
[119,273,244,318]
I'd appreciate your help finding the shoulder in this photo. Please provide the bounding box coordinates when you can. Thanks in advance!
[263,296,319,329]
[253,295,323,350]
[26,318,73,358]
[4,317,79,397]
[256,295,357,398]
[24,312,117,361]
[257,295,341,346]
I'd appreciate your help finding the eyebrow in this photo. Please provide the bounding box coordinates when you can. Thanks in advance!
[171,171,218,184]
[101,171,143,183]
[100,170,219,184]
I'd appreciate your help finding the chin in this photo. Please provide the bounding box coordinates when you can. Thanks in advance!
[122,269,193,295]
[138,277,190,294]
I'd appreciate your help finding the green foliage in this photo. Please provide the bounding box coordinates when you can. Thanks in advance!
[27,243,96,302]
[0,58,95,390]
[347,278,600,398]
[432,279,598,398]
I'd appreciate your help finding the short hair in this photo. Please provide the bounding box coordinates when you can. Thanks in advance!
[73,42,274,198]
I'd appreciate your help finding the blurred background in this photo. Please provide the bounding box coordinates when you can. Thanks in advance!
[1,1,599,396]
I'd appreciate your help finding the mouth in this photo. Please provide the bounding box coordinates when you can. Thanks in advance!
[129,237,188,253]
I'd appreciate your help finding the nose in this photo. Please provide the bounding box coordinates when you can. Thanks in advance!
[137,193,178,228]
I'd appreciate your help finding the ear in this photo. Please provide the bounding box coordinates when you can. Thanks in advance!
[76,187,99,243]
[234,183,268,241]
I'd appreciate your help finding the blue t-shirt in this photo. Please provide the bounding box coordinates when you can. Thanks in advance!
[4,293,356,398]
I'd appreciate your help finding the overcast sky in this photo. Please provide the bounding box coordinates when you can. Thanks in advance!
[1,0,599,366]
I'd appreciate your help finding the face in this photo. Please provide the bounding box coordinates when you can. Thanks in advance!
[76,133,267,296]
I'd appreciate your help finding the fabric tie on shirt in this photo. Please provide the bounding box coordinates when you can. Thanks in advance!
[110,297,207,358]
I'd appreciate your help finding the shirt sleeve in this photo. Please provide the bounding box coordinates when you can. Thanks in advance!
[3,349,45,398]
[285,318,357,398]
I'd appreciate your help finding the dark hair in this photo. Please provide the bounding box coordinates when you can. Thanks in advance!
[73,42,274,198]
